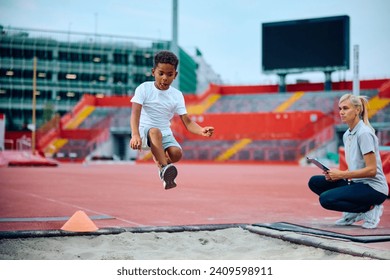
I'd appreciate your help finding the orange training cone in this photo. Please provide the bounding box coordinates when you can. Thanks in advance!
[61,210,99,232]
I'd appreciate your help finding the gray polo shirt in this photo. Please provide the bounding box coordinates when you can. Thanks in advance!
[343,120,388,196]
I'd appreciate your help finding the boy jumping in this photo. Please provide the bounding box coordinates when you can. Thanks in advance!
[130,50,214,189]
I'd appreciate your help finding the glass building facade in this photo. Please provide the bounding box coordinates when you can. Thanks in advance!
[0,26,210,131]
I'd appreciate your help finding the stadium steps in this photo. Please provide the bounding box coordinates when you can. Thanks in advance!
[44,106,96,156]
[273,91,305,112]
[367,95,390,119]
[215,138,252,161]
[187,94,221,114]
[64,105,96,129]
[44,138,68,156]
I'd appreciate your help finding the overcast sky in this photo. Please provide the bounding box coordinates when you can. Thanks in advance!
[1,0,390,85]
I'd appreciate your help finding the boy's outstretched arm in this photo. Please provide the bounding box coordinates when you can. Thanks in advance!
[130,102,143,150]
[179,114,214,137]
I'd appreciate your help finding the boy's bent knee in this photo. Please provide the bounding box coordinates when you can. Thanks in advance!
[166,147,182,163]
[148,128,162,139]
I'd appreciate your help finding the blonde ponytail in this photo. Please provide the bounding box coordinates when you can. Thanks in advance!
[339,93,375,132]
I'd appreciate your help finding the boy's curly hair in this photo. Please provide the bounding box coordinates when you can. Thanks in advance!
[154,50,179,70]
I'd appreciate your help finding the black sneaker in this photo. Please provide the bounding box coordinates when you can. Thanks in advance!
[160,164,178,189]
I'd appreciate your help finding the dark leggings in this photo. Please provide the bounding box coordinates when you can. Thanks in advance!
[308,175,387,213]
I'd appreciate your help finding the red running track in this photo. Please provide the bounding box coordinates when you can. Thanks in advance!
[0,163,389,251]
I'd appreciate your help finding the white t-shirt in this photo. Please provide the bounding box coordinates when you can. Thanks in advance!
[131,81,187,136]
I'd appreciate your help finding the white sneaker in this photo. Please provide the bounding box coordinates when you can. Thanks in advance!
[335,212,363,226]
[160,164,178,190]
[362,204,384,229]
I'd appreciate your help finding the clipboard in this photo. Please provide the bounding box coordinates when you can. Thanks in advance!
[306,157,330,171]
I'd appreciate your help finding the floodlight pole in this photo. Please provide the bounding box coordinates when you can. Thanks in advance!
[32,56,37,154]
[171,0,179,89]
[353,45,360,96]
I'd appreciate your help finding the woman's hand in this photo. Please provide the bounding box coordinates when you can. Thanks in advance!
[324,169,345,181]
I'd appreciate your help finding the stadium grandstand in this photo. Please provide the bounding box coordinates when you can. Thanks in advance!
[0,25,222,132]
[2,78,388,164]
